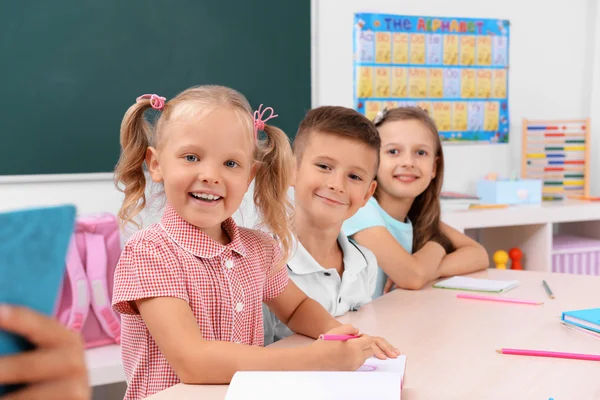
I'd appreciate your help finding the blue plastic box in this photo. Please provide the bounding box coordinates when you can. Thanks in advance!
[476,179,542,205]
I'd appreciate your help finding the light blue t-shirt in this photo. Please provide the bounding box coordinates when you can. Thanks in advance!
[342,197,413,298]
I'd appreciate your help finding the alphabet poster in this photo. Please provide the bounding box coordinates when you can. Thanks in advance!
[354,13,510,143]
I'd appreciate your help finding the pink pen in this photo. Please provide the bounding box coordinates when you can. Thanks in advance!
[457,293,543,305]
[318,334,360,341]
[497,348,600,362]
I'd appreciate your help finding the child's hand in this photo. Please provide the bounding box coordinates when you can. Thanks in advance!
[0,305,90,400]
[330,323,399,360]
[370,336,401,360]
[311,324,374,371]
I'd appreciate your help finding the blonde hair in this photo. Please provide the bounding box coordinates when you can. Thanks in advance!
[373,106,453,254]
[114,85,294,265]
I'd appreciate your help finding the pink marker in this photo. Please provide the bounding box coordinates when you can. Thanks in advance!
[318,334,360,341]
[457,293,543,306]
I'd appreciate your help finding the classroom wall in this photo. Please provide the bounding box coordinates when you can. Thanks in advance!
[589,1,600,195]
[1,0,599,218]
[0,175,162,240]
[313,0,599,193]
[0,174,258,235]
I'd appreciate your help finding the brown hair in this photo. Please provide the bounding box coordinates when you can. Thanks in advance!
[293,106,381,175]
[114,85,294,266]
[374,107,453,253]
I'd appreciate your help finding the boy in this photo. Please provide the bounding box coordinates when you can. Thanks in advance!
[264,106,381,343]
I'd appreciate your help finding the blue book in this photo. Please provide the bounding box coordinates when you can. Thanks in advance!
[0,205,76,395]
[561,308,600,334]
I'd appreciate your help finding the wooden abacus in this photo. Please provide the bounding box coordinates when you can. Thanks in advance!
[521,119,591,200]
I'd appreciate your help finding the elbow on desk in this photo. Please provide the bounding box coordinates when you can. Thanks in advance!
[177,364,231,386]
[394,270,429,290]
[173,349,232,385]
[399,277,427,290]
[474,243,490,270]
[173,359,204,385]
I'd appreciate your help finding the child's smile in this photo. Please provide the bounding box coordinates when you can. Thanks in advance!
[394,173,420,183]
[314,192,349,206]
[189,190,223,203]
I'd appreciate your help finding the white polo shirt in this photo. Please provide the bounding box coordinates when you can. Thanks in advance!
[263,231,378,344]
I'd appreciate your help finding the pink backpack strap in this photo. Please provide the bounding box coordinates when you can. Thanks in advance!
[62,236,91,331]
[84,232,121,343]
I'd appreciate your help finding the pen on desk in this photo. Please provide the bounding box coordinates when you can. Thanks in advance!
[457,293,543,305]
[542,280,555,299]
[318,334,360,341]
[496,348,600,362]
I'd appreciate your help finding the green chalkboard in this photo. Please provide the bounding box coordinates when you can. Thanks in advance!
[0,1,310,176]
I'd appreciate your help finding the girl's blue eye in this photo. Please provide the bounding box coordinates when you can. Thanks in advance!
[185,155,198,162]
[349,174,362,181]
[225,160,239,168]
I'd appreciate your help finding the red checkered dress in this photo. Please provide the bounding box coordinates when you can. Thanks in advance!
[112,204,289,400]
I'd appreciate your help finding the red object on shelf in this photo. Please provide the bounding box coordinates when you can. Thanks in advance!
[509,247,523,270]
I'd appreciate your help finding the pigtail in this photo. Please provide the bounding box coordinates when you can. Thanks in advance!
[253,124,295,269]
[114,100,154,228]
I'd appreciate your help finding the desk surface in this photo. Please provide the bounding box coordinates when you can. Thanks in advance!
[147,269,600,399]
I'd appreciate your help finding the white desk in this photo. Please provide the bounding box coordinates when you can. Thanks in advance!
[84,344,125,387]
[442,200,600,272]
[146,269,600,400]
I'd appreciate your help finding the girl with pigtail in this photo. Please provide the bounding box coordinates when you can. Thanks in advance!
[111,85,387,399]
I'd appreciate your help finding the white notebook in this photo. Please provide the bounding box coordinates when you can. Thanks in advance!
[225,356,406,400]
[433,276,519,293]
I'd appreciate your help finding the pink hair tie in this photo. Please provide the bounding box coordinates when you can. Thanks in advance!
[136,94,166,111]
[253,104,278,139]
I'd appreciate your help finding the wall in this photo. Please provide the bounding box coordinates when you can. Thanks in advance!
[589,0,600,195]
[313,0,598,193]
[1,0,599,219]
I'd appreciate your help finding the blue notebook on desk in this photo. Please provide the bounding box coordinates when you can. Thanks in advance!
[561,308,600,334]
[0,205,76,351]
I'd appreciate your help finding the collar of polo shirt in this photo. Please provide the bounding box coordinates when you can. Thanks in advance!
[287,231,369,276]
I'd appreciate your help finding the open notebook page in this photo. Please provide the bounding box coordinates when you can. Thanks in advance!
[433,276,519,292]
[225,355,406,400]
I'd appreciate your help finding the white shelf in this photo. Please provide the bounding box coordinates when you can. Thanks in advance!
[442,200,600,273]
[442,200,600,230]
[85,344,125,387]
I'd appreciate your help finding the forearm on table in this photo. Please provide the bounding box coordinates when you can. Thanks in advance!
[382,241,446,289]
[177,340,318,384]
[437,246,489,277]
[285,297,340,338]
